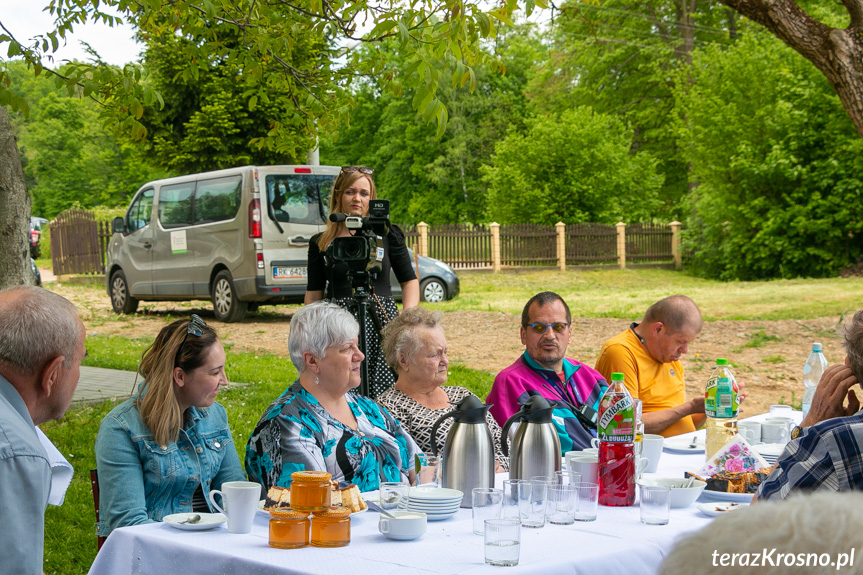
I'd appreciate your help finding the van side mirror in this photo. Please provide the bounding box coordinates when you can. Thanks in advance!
[112,217,126,234]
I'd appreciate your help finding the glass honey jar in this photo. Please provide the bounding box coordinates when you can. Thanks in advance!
[310,506,351,547]
[268,509,310,549]
[290,471,332,512]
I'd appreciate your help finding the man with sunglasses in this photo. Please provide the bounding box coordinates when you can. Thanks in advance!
[595,295,706,438]
[487,292,608,451]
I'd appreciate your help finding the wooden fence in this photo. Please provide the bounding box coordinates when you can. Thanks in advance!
[413,221,682,271]
[49,210,104,275]
[50,210,682,275]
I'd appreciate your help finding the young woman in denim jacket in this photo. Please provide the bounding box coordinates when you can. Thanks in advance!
[95,316,245,536]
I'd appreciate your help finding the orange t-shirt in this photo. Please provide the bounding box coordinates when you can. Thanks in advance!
[594,327,695,438]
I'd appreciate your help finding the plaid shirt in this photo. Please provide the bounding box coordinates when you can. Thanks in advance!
[758,409,863,500]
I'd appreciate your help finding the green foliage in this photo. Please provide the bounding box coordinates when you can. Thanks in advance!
[482,106,663,224]
[675,29,863,280]
[1,0,546,145]
[322,27,541,224]
[135,31,317,172]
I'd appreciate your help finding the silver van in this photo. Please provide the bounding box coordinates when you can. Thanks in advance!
[106,165,340,322]
[107,165,461,321]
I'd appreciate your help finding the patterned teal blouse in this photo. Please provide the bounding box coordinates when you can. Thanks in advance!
[245,382,419,492]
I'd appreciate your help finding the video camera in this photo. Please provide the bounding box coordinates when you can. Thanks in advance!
[326,199,391,280]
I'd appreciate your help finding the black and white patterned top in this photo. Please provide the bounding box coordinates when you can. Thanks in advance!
[377,385,509,471]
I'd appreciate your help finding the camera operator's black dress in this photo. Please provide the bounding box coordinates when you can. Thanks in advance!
[306,224,417,398]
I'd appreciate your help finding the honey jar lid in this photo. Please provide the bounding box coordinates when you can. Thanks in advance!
[269,508,310,520]
[313,506,351,518]
[291,470,332,483]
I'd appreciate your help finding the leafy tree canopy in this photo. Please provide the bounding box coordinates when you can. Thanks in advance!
[675,28,863,280]
[483,106,664,225]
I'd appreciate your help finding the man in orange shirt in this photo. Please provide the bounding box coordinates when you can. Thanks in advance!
[595,295,705,437]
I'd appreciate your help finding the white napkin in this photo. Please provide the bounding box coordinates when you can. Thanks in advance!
[35,427,74,506]
[696,434,770,477]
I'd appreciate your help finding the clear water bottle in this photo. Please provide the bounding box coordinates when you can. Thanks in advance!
[802,343,828,417]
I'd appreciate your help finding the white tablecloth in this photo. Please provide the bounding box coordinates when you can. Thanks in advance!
[89,412,799,575]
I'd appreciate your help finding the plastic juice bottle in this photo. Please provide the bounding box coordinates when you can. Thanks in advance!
[705,358,740,459]
[597,372,636,506]
[802,343,828,418]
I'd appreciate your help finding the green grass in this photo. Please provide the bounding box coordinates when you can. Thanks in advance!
[43,334,493,575]
[743,330,782,348]
[763,354,786,363]
[426,268,863,321]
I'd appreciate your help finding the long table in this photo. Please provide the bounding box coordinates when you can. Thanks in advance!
[88,413,797,575]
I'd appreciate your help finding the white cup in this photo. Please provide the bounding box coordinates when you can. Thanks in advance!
[209,481,261,534]
[590,438,601,450]
[379,511,427,541]
[765,417,795,434]
[769,404,793,416]
[640,434,664,473]
[737,421,762,444]
[567,455,599,485]
[761,421,789,444]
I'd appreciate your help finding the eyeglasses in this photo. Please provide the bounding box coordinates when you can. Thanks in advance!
[174,314,206,367]
[341,166,374,175]
[524,322,569,334]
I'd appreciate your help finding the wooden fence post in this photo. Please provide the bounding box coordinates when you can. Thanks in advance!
[669,220,682,270]
[490,222,501,273]
[556,222,566,271]
[417,221,429,257]
[616,222,626,270]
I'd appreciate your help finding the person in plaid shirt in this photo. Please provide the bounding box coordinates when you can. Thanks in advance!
[758,310,863,501]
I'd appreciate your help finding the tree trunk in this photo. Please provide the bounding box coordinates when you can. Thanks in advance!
[0,106,32,289]
[720,0,863,139]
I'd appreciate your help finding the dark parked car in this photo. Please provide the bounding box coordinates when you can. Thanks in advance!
[29,216,47,258]
[390,249,459,303]
[30,258,42,286]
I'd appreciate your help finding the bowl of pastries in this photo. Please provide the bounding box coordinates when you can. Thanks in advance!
[264,481,368,513]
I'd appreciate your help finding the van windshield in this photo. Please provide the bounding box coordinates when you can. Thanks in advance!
[265,174,334,226]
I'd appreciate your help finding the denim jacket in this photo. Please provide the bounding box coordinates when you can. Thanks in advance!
[94,395,245,536]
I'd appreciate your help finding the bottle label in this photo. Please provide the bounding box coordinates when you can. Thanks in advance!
[598,395,634,442]
[705,377,738,418]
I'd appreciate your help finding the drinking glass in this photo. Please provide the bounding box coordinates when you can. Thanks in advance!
[546,485,577,525]
[472,488,503,535]
[380,481,410,511]
[484,519,520,567]
[415,453,440,487]
[518,480,547,528]
[573,482,599,522]
[555,470,582,486]
[640,485,671,525]
[501,479,524,522]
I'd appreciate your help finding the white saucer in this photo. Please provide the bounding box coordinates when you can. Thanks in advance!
[409,487,464,501]
[164,513,226,531]
[698,489,755,503]
[425,512,458,521]
[664,436,705,454]
[697,501,748,517]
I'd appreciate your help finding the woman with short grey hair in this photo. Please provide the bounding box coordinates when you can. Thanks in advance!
[245,301,419,491]
[378,307,509,470]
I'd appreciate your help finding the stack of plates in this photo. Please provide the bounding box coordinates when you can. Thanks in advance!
[752,443,785,464]
[406,487,463,521]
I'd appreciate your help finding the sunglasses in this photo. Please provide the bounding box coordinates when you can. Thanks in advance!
[524,322,569,334]
[174,314,206,367]
[341,166,374,175]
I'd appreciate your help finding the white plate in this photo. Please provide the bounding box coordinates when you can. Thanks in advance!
[698,489,755,503]
[257,500,368,515]
[408,487,464,501]
[164,513,226,531]
[426,512,458,521]
[753,443,786,458]
[664,436,705,454]
[407,504,461,513]
[697,501,748,517]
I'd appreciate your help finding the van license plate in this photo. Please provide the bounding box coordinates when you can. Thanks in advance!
[273,266,307,279]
